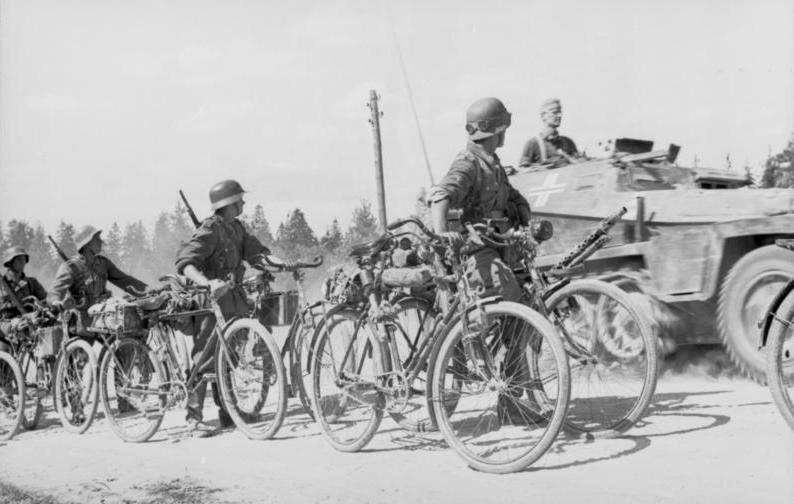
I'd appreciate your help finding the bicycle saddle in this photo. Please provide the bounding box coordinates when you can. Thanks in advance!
[349,236,391,260]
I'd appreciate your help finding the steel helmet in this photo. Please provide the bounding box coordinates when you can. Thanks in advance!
[465,97,511,140]
[2,246,29,268]
[75,226,102,252]
[209,179,246,211]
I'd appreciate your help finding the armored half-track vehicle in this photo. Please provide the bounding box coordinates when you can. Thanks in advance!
[509,138,794,382]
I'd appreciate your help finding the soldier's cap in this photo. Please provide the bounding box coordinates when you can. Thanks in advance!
[75,226,102,252]
[539,98,562,113]
[2,246,29,267]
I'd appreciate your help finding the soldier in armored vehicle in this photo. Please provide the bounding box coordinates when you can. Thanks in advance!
[518,98,579,169]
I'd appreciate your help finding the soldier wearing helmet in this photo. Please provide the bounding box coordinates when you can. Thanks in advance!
[0,247,48,353]
[518,98,579,168]
[175,179,292,436]
[50,226,148,313]
[429,97,541,424]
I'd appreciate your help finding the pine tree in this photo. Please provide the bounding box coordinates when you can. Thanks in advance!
[761,135,794,188]
[7,220,35,250]
[276,208,317,249]
[320,219,343,253]
[0,221,5,251]
[55,221,77,258]
[104,222,124,264]
[346,200,379,246]
[249,204,274,246]
[121,221,152,281]
[28,225,57,281]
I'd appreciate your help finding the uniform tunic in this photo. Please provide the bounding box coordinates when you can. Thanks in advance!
[431,141,530,228]
[431,141,529,302]
[0,272,47,320]
[175,214,270,318]
[50,254,146,308]
[518,131,578,168]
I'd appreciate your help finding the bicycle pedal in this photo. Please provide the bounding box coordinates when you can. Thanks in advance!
[201,373,217,383]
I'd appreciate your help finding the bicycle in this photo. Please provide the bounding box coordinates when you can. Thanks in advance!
[99,275,288,442]
[513,208,659,438]
[760,238,794,430]
[244,255,326,419]
[3,297,61,431]
[311,220,571,473]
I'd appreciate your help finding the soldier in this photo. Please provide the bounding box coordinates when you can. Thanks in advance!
[429,97,543,424]
[518,98,579,168]
[50,227,148,313]
[50,227,148,416]
[175,179,293,437]
[0,247,48,353]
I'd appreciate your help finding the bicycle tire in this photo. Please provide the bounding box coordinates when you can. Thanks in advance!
[99,337,167,443]
[544,279,658,438]
[0,350,25,441]
[216,318,287,440]
[430,301,570,474]
[19,351,43,430]
[383,296,448,433]
[311,306,384,452]
[287,306,322,420]
[53,338,99,434]
[766,290,794,430]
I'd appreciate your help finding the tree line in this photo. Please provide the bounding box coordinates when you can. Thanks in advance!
[0,200,384,293]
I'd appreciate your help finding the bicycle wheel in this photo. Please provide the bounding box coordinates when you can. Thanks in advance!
[0,350,25,441]
[216,318,287,440]
[544,279,658,438]
[383,296,447,432]
[288,303,326,420]
[99,337,167,442]
[54,338,99,434]
[431,301,570,474]
[766,291,794,430]
[19,351,44,430]
[311,306,384,452]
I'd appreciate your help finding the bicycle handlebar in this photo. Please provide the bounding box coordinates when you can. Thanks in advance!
[262,254,324,271]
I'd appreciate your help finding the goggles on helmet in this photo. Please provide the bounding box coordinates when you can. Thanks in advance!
[465,111,512,135]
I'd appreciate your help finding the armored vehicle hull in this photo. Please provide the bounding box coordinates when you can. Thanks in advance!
[509,145,794,382]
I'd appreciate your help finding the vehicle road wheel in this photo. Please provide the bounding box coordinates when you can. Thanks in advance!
[718,245,794,383]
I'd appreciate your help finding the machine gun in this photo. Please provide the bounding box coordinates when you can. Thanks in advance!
[552,207,627,273]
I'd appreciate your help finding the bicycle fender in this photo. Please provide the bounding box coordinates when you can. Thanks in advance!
[759,277,794,347]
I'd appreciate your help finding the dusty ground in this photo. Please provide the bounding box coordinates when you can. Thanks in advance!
[1,347,793,504]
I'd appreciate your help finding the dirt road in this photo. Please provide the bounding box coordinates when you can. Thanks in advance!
[1,372,793,504]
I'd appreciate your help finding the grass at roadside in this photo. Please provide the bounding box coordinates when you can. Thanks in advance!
[0,480,74,504]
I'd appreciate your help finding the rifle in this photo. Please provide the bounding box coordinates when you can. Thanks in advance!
[48,235,69,262]
[179,189,201,229]
[0,274,27,316]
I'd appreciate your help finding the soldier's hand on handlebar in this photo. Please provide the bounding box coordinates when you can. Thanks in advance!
[208,279,230,300]
[440,231,464,248]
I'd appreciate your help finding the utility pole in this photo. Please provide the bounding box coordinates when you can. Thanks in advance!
[368,90,387,232]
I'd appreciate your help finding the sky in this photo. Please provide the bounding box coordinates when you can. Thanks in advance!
[1,0,793,237]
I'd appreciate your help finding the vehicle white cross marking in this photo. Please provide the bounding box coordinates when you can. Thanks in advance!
[527,173,566,207]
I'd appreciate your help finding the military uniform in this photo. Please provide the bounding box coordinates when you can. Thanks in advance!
[0,271,48,349]
[50,254,147,312]
[1,271,47,320]
[518,131,578,168]
[430,140,530,302]
[175,214,270,421]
